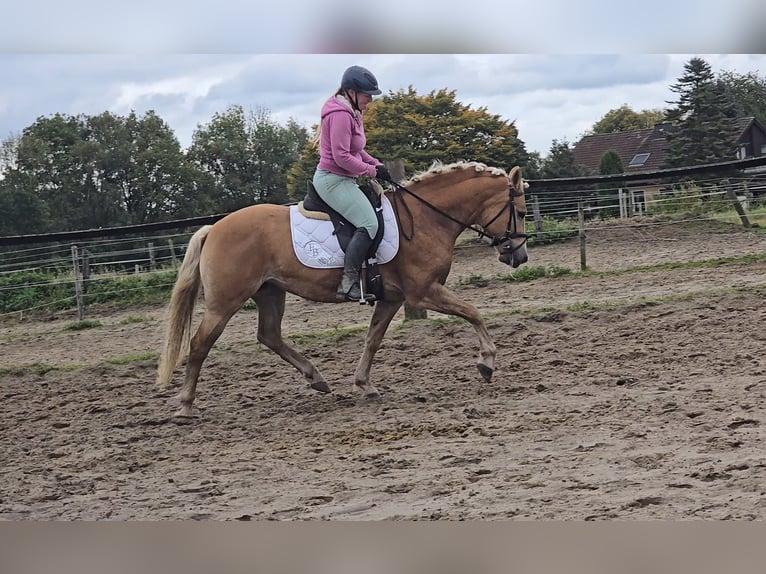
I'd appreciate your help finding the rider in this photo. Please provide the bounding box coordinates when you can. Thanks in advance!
[312,65,392,301]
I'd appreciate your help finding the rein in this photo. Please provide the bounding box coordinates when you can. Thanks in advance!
[387,178,528,250]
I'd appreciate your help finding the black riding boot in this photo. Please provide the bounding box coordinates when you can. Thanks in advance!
[336,228,373,301]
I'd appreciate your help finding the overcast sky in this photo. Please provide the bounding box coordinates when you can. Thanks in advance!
[2,54,766,158]
[2,0,765,159]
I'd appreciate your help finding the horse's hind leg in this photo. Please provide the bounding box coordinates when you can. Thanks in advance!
[353,299,403,398]
[252,284,331,394]
[177,307,239,417]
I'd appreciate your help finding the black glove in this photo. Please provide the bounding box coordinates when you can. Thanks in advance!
[375,164,392,182]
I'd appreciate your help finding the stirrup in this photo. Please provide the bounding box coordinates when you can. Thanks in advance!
[356,276,376,306]
[337,277,375,304]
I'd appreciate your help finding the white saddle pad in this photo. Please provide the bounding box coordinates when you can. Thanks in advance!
[290,194,400,269]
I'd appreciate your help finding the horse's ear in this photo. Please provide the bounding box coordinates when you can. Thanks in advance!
[509,166,523,188]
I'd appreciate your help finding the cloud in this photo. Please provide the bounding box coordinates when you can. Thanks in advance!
[111,63,247,113]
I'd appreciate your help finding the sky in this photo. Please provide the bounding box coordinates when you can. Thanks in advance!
[1,1,765,159]
[3,54,766,158]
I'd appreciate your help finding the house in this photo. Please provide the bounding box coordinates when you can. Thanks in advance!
[573,122,671,174]
[734,116,766,160]
[572,117,766,214]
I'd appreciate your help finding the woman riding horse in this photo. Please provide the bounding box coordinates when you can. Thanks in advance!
[156,160,529,418]
[312,65,392,301]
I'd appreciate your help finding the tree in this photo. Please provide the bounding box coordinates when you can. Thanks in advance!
[188,105,308,212]
[0,134,19,175]
[10,113,94,231]
[365,87,531,175]
[664,57,740,168]
[522,151,543,180]
[0,134,47,235]
[539,139,591,179]
[599,149,623,174]
[251,115,309,205]
[590,104,666,134]
[107,110,207,224]
[286,129,319,202]
[0,170,48,235]
[70,111,180,228]
[3,111,207,232]
[716,70,766,127]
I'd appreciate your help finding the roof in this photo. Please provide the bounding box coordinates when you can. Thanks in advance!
[573,123,671,173]
[573,117,763,173]
[733,116,756,133]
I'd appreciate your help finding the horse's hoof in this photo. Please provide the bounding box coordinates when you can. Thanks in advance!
[364,389,382,400]
[171,415,196,425]
[477,364,493,381]
[174,406,195,419]
[310,380,332,393]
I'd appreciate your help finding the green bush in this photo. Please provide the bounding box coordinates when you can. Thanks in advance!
[81,269,177,306]
[0,267,178,315]
[498,265,572,282]
[63,319,102,331]
[0,270,75,314]
[526,217,578,246]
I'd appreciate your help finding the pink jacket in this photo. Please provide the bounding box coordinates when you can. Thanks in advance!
[316,95,380,178]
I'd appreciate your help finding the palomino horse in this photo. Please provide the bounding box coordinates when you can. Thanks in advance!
[156,161,528,417]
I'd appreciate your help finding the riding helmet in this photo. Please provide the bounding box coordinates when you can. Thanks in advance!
[340,65,382,96]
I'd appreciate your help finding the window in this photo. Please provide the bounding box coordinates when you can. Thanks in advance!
[761,143,766,155]
[738,145,751,159]
[628,153,650,167]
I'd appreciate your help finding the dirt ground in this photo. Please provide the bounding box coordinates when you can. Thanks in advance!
[2,221,766,520]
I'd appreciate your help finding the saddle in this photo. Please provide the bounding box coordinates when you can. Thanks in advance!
[300,180,386,303]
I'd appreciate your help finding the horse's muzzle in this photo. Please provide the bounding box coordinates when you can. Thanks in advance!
[498,245,528,268]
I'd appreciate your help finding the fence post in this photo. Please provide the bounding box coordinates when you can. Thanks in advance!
[168,238,178,265]
[618,189,626,219]
[71,244,85,321]
[723,179,751,228]
[148,242,157,271]
[81,248,91,294]
[578,202,587,272]
[386,159,427,322]
[744,181,753,207]
[532,195,543,241]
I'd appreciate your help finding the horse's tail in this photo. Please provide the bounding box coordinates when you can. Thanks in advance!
[156,225,212,387]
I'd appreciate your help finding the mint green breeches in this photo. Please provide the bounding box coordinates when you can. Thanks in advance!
[312,169,379,240]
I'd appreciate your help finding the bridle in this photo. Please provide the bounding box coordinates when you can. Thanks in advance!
[388,177,529,255]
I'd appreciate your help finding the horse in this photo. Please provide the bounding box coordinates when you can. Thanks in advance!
[156,161,528,417]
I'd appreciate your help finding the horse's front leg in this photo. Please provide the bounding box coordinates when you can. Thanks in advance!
[415,284,496,381]
[354,299,403,398]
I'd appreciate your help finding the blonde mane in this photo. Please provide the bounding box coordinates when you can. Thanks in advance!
[402,160,507,187]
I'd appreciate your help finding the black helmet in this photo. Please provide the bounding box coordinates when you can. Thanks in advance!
[340,65,382,96]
